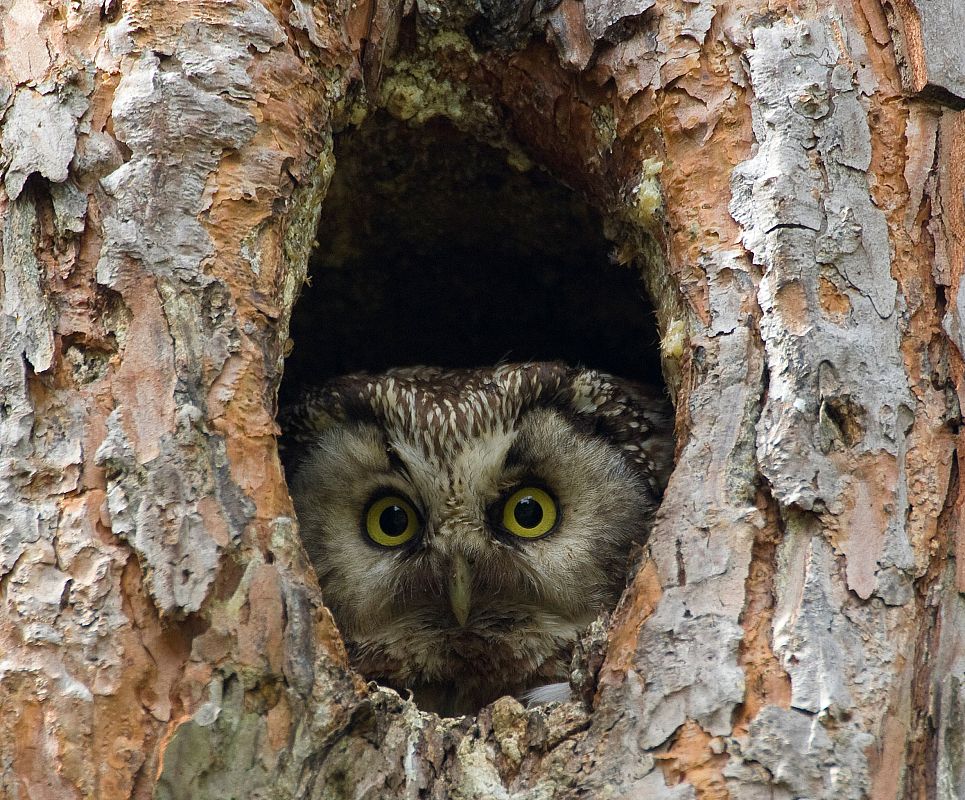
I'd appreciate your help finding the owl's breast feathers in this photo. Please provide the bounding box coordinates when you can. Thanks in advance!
[349,603,584,715]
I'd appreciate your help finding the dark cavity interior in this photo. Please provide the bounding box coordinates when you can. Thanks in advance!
[281,112,663,406]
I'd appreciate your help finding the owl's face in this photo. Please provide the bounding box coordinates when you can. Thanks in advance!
[287,363,672,714]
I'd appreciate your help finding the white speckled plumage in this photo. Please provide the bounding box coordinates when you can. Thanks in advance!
[284,362,673,715]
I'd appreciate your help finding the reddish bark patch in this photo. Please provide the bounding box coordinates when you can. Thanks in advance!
[818,274,853,321]
[733,491,791,735]
[598,558,662,693]
[655,720,730,800]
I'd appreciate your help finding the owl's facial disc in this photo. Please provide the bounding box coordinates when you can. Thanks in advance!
[286,363,674,714]
[367,483,564,627]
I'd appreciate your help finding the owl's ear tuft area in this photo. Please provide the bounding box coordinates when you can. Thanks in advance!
[564,368,676,492]
[277,387,346,471]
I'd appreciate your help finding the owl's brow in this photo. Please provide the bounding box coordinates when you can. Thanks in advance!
[502,433,533,472]
[384,441,410,476]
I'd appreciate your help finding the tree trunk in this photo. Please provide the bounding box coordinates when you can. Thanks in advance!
[1,0,962,798]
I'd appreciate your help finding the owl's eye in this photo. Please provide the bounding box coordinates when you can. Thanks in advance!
[500,486,559,539]
[364,494,420,547]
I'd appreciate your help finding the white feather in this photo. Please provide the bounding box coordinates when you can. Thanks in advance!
[521,682,573,707]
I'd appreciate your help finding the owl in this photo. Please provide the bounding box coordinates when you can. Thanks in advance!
[283,362,673,716]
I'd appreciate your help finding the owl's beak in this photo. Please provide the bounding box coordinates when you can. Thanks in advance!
[448,552,472,627]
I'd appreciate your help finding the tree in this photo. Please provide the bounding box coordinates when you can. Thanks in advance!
[1,0,962,797]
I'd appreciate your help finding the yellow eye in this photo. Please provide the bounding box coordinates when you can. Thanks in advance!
[501,486,558,539]
[364,495,420,547]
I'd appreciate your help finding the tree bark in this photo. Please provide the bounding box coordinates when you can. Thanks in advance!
[1,1,963,798]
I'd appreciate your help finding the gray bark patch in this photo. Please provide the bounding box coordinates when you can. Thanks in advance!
[1,88,84,199]
[95,404,251,615]
[2,192,55,373]
[731,17,914,569]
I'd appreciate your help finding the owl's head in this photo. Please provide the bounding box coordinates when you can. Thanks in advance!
[285,362,673,714]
